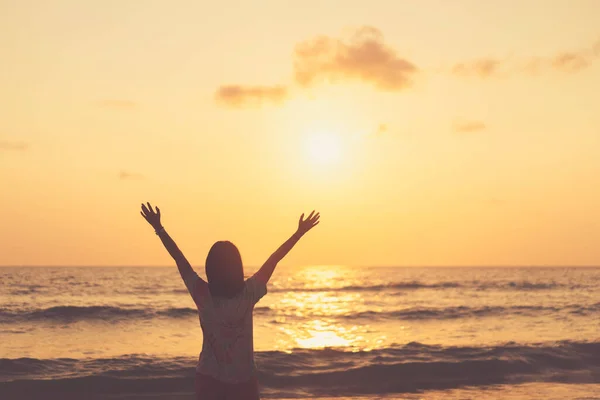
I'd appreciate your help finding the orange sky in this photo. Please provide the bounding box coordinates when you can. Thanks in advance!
[2,0,600,267]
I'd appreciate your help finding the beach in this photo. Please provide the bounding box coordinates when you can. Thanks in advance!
[1,266,599,399]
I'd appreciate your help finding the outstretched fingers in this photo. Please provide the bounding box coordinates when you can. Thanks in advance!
[311,213,320,226]
[298,210,321,233]
[141,202,160,217]
[147,202,156,215]
[140,202,162,229]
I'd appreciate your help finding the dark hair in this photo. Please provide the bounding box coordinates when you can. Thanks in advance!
[205,241,245,298]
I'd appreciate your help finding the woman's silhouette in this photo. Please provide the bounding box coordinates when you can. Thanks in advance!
[140,202,320,400]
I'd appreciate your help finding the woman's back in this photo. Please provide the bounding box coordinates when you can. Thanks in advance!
[186,274,267,383]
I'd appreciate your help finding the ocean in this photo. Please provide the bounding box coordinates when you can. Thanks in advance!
[1,266,599,399]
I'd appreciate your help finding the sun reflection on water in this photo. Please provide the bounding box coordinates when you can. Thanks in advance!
[258,265,402,353]
[271,266,388,351]
[295,320,351,348]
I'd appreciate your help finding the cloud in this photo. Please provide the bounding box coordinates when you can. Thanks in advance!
[215,27,416,106]
[453,120,486,133]
[293,26,418,91]
[528,45,598,73]
[0,140,29,151]
[119,170,144,180]
[215,85,288,107]
[94,100,137,110]
[452,58,502,78]
[551,52,589,72]
[453,37,600,78]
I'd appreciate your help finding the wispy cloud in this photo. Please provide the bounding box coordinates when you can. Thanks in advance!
[119,170,144,180]
[94,100,137,110]
[550,52,590,72]
[0,140,29,151]
[453,37,600,78]
[294,26,418,91]
[453,120,487,133]
[215,85,288,108]
[452,58,502,78]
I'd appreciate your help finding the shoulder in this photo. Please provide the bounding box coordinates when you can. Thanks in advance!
[190,277,210,308]
[244,275,267,302]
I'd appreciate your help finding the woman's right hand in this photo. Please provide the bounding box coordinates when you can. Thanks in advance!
[296,210,320,236]
[140,202,162,230]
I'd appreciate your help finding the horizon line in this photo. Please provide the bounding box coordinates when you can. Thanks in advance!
[0,265,598,268]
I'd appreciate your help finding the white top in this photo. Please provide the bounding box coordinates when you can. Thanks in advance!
[182,270,267,383]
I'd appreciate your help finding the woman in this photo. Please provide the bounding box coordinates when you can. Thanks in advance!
[140,202,320,399]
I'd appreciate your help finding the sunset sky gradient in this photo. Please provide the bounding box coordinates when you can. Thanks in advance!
[2,0,600,267]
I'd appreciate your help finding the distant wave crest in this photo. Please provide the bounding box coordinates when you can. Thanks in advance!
[344,303,600,320]
[6,279,589,298]
[2,302,598,324]
[268,280,583,293]
[0,305,198,322]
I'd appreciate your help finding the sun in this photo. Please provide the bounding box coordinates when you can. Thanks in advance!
[305,132,343,165]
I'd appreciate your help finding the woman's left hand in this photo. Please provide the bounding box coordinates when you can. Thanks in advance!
[296,210,320,236]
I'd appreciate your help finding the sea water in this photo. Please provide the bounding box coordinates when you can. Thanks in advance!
[1,266,599,399]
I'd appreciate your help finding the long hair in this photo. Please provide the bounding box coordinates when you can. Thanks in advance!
[205,241,245,298]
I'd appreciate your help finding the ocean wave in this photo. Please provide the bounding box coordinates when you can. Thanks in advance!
[1,341,598,397]
[343,303,600,320]
[267,280,582,293]
[0,305,199,322]
[2,302,598,324]
[4,280,589,298]
[259,303,600,321]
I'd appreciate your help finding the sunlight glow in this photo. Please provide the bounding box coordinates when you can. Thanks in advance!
[305,132,343,165]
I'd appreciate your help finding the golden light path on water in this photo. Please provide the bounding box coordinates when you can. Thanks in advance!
[265,266,390,352]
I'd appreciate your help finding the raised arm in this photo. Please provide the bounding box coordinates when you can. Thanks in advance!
[140,202,203,285]
[254,211,320,285]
